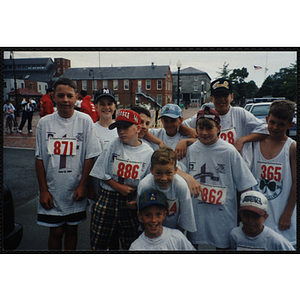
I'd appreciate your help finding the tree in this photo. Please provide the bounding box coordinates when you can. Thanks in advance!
[216,62,231,79]
[257,63,296,101]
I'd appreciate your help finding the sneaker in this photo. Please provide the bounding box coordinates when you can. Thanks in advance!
[17,129,22,133]
[29,130,33,133]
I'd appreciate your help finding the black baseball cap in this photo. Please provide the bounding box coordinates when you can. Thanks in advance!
[210,78,232,95]
[94,88,115,103]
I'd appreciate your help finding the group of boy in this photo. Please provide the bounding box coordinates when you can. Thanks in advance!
[35,76,296,252]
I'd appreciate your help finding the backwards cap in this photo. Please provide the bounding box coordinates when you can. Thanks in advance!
[196,106,221,125]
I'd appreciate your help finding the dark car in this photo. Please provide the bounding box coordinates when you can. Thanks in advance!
[3,184,23,250]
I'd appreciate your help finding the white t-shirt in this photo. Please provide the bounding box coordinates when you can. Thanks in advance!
[129,226,196,251]
[230,226,295,251]
[90,137,153,191]
[183,106,269,168]
[181,138,257,248]
[35,111,101,216]
[149,128,190,151]
[137,174,197,232]
[251,138,296,245]
[3,103,15,118]
[94,122,118,151]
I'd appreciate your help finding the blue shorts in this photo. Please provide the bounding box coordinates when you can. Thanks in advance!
[37,211,86,227]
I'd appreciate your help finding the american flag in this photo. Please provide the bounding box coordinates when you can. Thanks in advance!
[254,65,262,70]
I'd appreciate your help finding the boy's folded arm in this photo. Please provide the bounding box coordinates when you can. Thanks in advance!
[175,138,197,160]
[234,133,268,153]
[104,178,135,196]
[176,169,202,198]
[179,123,198,138]
[143,131,165,147]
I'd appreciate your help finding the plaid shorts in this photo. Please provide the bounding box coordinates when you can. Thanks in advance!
[91,187,139,250]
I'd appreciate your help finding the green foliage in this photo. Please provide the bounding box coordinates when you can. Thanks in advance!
[257,63,296,101]
[216,62,296,105]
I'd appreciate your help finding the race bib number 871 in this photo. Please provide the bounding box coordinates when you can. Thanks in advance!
[48,138,77,155]
[112,158,142,180]
[198,183,227,205]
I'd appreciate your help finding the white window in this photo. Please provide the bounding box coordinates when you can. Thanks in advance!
[157,80,162,90]
[194,85,198,92]
[194,76,198,81]
[82,80,87,90]
[113,80,118,90]
[103,80,108,88]
[157,95,162,105]
[146,80,151,90]
[124,80,129,90]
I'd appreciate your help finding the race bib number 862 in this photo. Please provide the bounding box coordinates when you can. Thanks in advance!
[198,183,227,205]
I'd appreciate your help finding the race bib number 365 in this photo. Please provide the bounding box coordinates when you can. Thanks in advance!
[112,158,142,180]
[198,183,227,205]
[48,138,77,155]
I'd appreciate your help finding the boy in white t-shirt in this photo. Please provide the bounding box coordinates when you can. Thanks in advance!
[176,78,269,168]
[35,78,101,250]
[181,106,257,250]
[130,189,195,251]
[88,88,119,248]
[90,109,154,250]
[137,147,196,233]
[230,191,295,251]
[149,103,190,151]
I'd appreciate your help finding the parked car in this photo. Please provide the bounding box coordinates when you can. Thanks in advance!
[3,183,23,250]
[247,102,271,121]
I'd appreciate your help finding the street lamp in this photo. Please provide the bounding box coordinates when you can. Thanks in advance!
[176,60,182,105]
[201,80,204,106]
[89,69,94,96]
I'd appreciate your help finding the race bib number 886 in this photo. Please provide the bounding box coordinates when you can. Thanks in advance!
[112,158,142,180]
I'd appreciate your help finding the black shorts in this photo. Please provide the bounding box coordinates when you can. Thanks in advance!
[37,211,86,227]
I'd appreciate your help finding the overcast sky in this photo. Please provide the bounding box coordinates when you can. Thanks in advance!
[4,49,296,88]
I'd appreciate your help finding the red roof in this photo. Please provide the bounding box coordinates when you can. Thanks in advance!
[7,88,42,96]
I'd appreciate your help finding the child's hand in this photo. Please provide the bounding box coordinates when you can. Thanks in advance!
[126,200,137,210]
[186,176,203,198]
[175,139,188,161]
[118,184,135,197]
[73,185,88,201]
[279,212,292,231]
[39,190,54,209]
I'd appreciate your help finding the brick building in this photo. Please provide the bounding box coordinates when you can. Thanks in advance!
[61,63,173,108]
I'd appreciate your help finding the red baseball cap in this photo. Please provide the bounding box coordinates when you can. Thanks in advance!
[109,109,141,129]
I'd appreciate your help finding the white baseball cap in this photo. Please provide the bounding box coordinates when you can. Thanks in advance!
[239,191,268,216]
